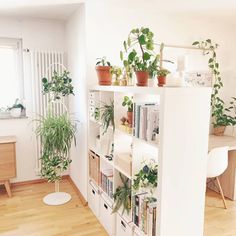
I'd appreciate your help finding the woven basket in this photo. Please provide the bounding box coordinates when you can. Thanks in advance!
[213,126,226,136]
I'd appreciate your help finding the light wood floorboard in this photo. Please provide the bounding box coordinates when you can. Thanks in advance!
[0,179,108,236]
[0,180,235,235]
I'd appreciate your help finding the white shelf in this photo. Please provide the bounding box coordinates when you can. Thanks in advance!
[114,164,132,179]
[133,136,159,148]
[100,154,114,167]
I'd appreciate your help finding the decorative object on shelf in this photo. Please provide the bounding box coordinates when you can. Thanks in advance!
[100,100,115,134]
[192,39,236,135]
[95,57,112,86]
[113,173,131,215]
[111,66,122,86]
[157,68,170,87]
[122,96,133,126]
[120,27,159,87]
[133,160,158,196]
[9,98,25,118]
[185,71,212,87]
[120,116,127,125]
[35,69,76,206]
[42,70,74,100]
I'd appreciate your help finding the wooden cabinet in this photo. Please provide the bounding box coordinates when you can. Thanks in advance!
[0,136,16,197]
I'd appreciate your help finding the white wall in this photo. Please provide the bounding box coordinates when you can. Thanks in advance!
[0,16,66,182]
[66,5,87,199]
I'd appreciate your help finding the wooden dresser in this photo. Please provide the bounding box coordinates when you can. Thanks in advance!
[0,136,16,197]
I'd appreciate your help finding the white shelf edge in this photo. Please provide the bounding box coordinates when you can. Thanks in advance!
[114,164,132,179]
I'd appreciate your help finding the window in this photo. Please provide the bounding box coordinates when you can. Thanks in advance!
[0,38,24,109]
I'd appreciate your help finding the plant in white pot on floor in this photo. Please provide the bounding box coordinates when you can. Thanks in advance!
[36,69,76,205]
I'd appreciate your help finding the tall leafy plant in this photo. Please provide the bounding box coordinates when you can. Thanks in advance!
[192,39,236,127]
[120,27,159,72]
[100,100,115,134]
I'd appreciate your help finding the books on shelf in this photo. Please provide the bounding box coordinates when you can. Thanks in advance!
[100,169,113,199]
[133,103,159,142]
[133,193,157,236]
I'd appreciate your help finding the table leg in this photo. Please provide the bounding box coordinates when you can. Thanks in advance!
[4,180,12,197]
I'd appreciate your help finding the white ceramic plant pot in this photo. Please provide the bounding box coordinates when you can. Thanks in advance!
[10,108,21,117]
[148,78,155,87]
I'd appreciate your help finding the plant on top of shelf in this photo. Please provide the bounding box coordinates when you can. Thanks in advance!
[110,66,122,86]
[95,57,112,86]
[157,68,170,87]
[122,96,133,126]
[133,160,158,195]
[42,70,74,100]
[100,100,115,134]
[192,39,236,135]
[113,173,131,215]
[120,27,159,86]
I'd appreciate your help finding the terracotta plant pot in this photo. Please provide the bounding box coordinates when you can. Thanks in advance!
[135,71,149,86]
[127,111,133,126]
[96,66,112,85]
[157,76,166,87]
[213,126,226,136]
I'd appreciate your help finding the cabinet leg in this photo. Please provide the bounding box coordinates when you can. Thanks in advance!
[4,180,12,197]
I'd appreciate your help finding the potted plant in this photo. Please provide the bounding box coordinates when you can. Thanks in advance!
[193,39,236,135]
[157,68,170,87]
[133,160,158,196]
[110,66,122,86]
[120,27,159,86]
[36,69,76,205]
[122,96,133,126]
[9,98,25,117]
[95,57,112,86]
[113,173,131,215]
[100,100,115,134]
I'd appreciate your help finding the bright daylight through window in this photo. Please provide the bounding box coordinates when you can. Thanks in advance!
[0,38,23,109]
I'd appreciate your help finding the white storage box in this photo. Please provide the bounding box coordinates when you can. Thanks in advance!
[116,213,133,236]
[100,196,115,235]
[88,181,100,217]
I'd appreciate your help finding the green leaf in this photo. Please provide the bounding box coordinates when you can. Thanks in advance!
[206,39,212,43]
[138,34,146,45]
[120,51,123,61]
[192,41,199,45]
[143,52,151,61]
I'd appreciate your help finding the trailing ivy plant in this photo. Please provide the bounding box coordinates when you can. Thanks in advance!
[112,173,131,215]
[133,160,158,194]
[120,27,159,73]
[42,70,74,100]
[192,39,236,127]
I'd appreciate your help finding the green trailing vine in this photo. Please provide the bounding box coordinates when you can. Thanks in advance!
[192,39,236,127]
[113,173,131,215]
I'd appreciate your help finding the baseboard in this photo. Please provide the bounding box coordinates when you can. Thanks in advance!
[11,175,69,187]
[67,176,88,206]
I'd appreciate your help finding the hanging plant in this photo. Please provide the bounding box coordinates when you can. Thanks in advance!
[113,173,131,215]
[42,70,74,100]
[192,39,236,130]
[100,100,115,134]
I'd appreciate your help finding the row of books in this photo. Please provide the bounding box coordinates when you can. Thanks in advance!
[100,169,113,199]
[133,103,159,142]
[133,193,157,236]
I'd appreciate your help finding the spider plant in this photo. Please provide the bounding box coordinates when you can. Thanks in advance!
[100,100,115,134]
[36,112,76,182]
[113,173,131,215]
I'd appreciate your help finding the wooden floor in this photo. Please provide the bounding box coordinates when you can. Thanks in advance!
[0,180,235,236]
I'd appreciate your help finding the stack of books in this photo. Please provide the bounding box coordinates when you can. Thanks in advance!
[133,193,157,236]
[133,103,159,142]
[100,169,113,199]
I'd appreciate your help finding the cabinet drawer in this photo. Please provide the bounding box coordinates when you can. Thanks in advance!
[0,143,16,179]
[116,214,133,236]
[88,181,100,217]
[100,197,115,235]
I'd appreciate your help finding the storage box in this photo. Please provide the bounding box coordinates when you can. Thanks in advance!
[88,181,100,217]
[89,150,100,185]
[116,213,133,236]
[115,153,132,177]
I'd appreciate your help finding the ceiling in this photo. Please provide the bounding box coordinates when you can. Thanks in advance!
[0,0,83,20]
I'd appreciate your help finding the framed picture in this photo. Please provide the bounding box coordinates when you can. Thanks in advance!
[184,71,213,87]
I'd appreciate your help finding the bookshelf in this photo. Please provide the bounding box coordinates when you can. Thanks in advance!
[87,86,211,236]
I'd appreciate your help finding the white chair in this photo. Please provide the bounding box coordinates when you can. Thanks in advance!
[207,146,229,209]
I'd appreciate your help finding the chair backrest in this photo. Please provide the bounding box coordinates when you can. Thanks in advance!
[207,146,229,178]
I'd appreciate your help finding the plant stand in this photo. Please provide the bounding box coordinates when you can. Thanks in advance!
[43,180,71,206]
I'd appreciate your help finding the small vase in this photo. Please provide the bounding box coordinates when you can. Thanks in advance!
[127,111,133,126]
[148,78,155,87]
[135,71,149,86]
[95,66,112,85]
[157,76,166,87]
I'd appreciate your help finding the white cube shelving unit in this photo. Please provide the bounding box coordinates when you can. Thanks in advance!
[87,85,211,236]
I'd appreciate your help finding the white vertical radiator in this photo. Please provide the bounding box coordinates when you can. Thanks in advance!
[30,51,67,175]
